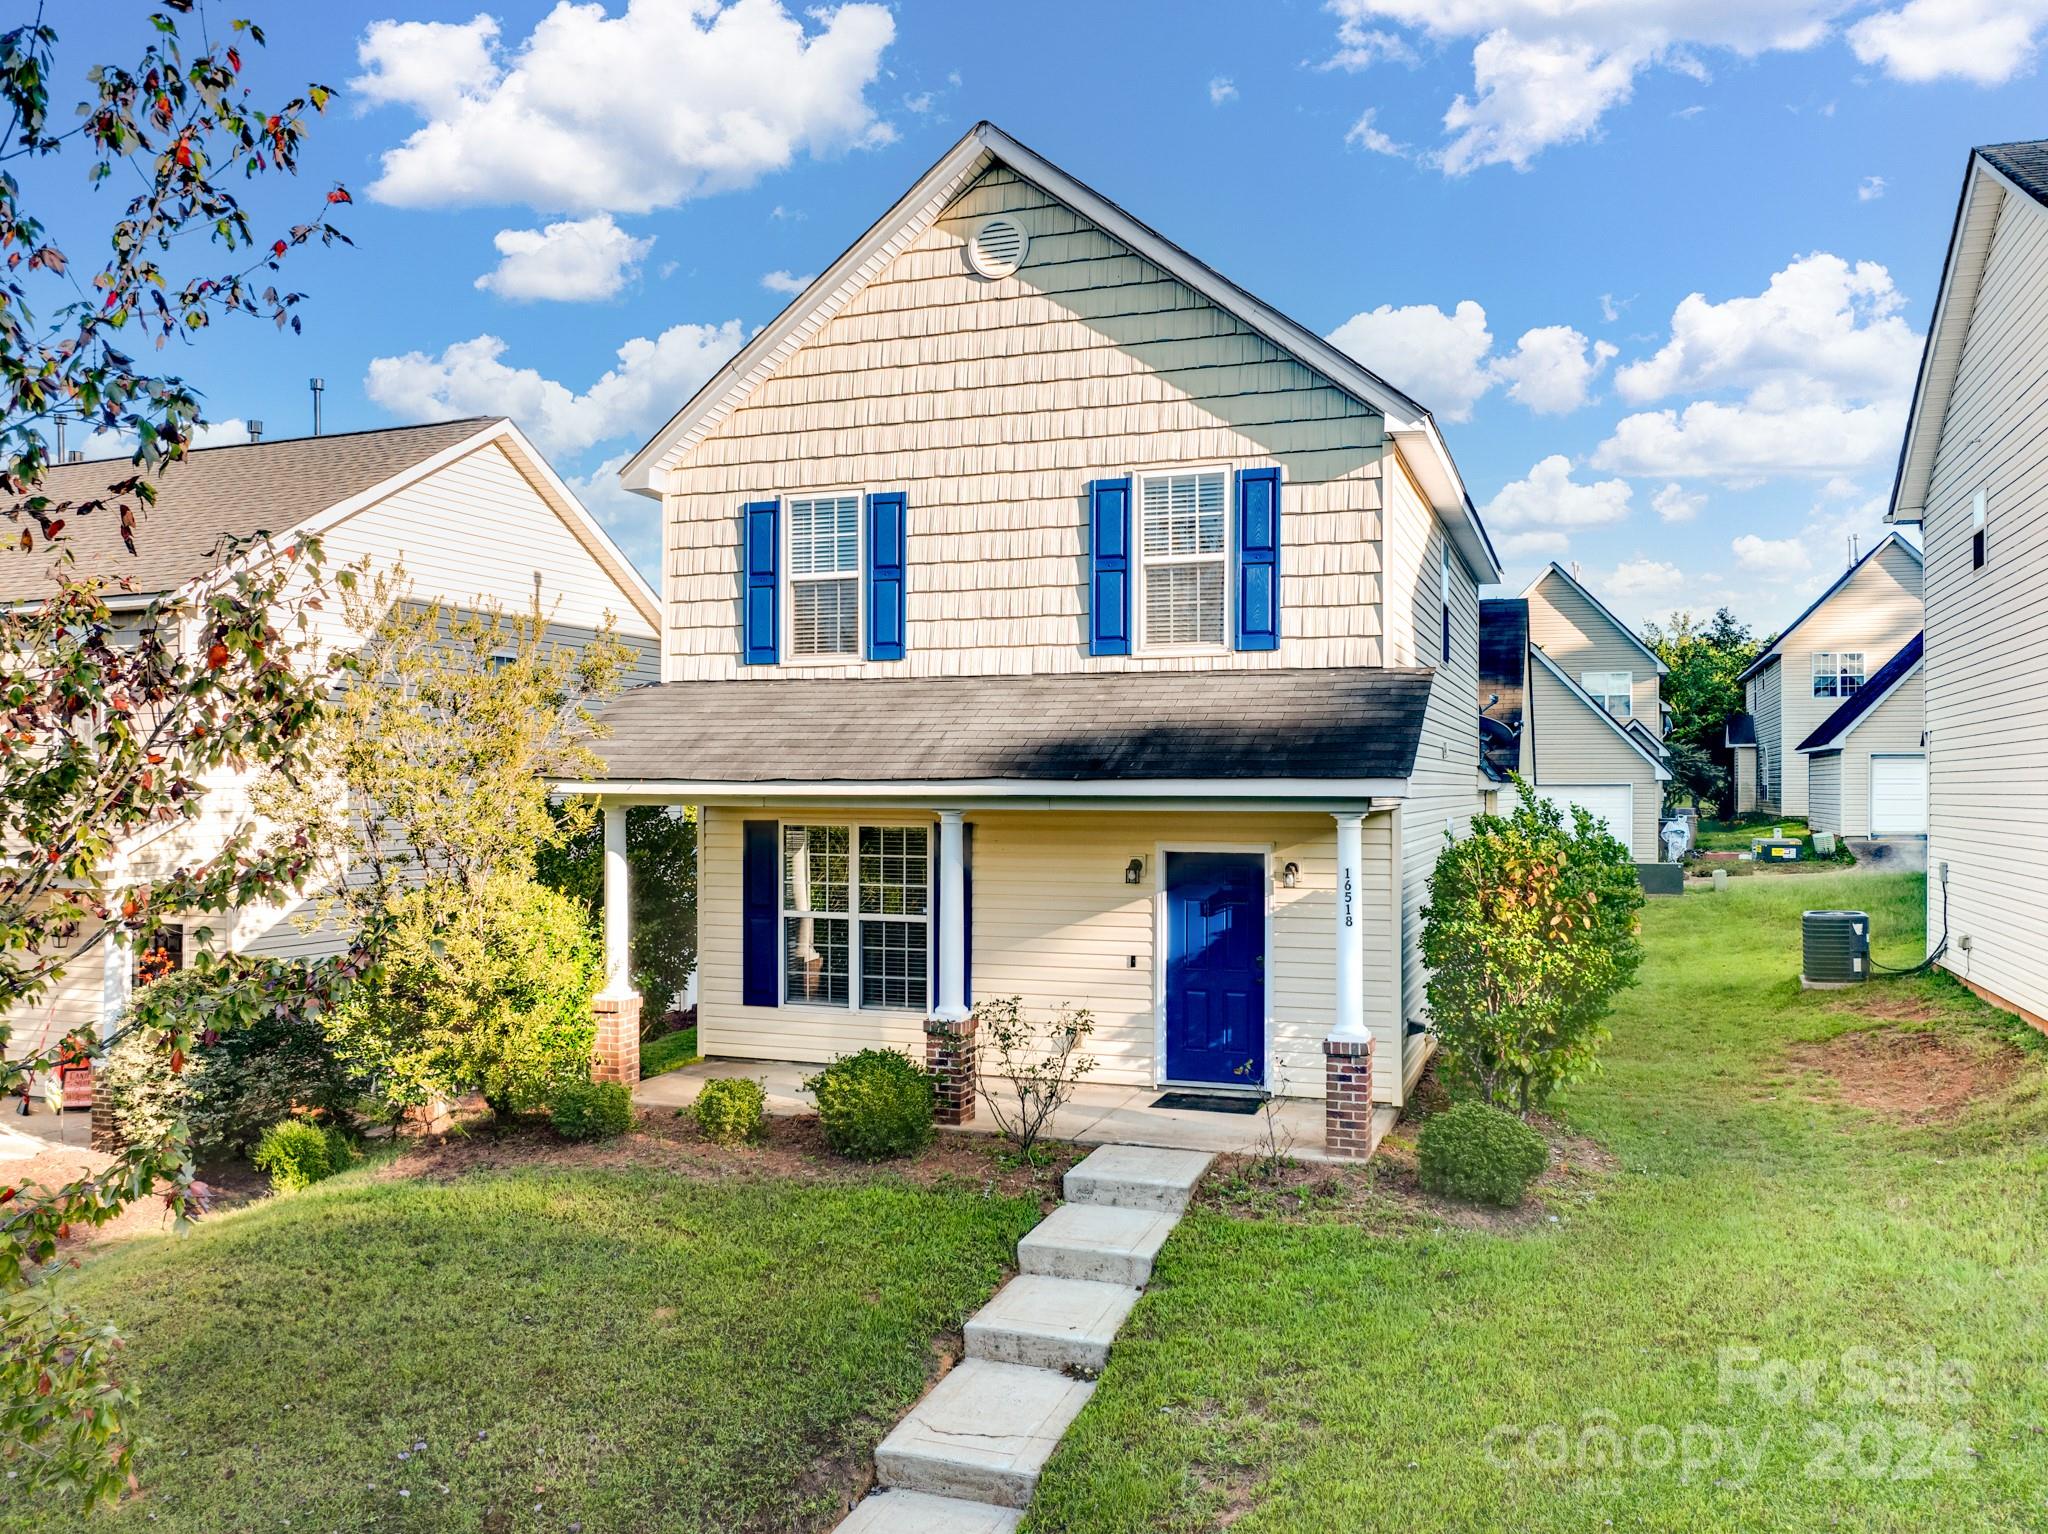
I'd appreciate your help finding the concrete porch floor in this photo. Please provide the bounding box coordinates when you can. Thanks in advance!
[635,1059,1396,1162]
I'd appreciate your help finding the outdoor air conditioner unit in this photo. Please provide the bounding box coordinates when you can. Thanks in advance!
[1801,909,1869,988]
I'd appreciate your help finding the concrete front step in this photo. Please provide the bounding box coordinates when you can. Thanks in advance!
[833,1488,1023,1533]
[875,1358,1095,1508]
[1016,1201,1179,1287]
[964,1273,1141,1374]
[1062,1144,1213,1213]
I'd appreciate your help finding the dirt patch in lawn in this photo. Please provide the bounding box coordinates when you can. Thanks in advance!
[1198,1108,1613,1235]
[9,1137,269,1262]
[377,1108,1085,1209]
[1786,1026,2027,1123]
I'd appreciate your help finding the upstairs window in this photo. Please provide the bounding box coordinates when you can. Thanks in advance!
[1581,671,1633,718]
[1139,469,1228,649]
[1813,652,1864,698]
[788,494,860,657]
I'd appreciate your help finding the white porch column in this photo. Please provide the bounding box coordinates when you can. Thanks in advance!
[101,927,134,1041]
[934,808,968,1022]
[1330,810,1367,1041]
[600,804,635,1001]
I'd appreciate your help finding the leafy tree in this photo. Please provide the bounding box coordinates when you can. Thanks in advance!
[538,803,697,1017]
[1662,738,1728,816]
[1645,608,1765,815]
[1421,780,1646,1113]
[0,5,350,1504]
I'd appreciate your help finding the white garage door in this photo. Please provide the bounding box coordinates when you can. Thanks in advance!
[1869,755,1928,836]
[1535,784,1635,853]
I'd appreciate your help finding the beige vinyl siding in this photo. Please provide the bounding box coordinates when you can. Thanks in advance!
[1732,744,1759,814]
[1810,669,1925,837]
[1526,664,1661,859]
[1748,663,1784,810]
[1808,753,1843,832]
[694,803,1398,1099]
[1524,570,1661,734]
[663,164,1387,680]
[1918,187,2048,1016]
[1764,540,1922,818]
[1392,467,1483,1100]
[1,921,112,1056]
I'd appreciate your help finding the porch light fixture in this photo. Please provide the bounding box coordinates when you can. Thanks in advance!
[1124,857,1145,885]
[1282,861,1300,888]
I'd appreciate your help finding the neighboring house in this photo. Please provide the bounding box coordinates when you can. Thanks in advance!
[1796,633,1926,838]
[1734,532,1923,820]
[1479,595,1672,860]
[1885,139,2048,1026]
[2,417,660,1055]
[559,121,1503,1119]
[1522,562,1670,739]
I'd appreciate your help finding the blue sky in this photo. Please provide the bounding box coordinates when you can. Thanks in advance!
[48,2,2048,633]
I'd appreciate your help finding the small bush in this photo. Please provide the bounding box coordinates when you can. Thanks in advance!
[692,1076,766,1145]
[804,1049,934,1161]
[251,1120,341,1193]
[1417,1101,1550,1207]
[550,1079,635,1141]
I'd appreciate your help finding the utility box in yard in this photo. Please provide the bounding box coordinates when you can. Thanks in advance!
[1802,909,1870,988]
[1637,862,1685,896]
[1755,838,1802,862]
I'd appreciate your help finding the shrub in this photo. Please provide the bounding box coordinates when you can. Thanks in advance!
[329,872,602,1122]
[550,1079,634,1141]
[973,997,1097,1167]
[692,1076,766,1145]
[1421,778,1646,1112]
[1417,1101,1550,1207]
[251,1120,343,1193]
[804,1049,934,1161]
[98,970,360,1161]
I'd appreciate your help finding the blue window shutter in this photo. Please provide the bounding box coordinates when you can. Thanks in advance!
[742,500,780,665]
[742,820,779,1007]
[1088,477,1132,656]
[865,490,907,661]
[1234,467,1281,652]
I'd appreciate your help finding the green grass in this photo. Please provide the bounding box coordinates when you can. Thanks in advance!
[1026,872,2048,1532]
[640,1024,699,1077]
[8,1165,1040,1533]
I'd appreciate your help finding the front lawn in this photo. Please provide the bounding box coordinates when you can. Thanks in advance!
[6,1143,1044,1533]
[1027,872,2048,1531]
[641,1024,700,1076]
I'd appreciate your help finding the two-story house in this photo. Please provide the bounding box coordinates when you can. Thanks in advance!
[556,122,1502,1143]
[1885,140,2048,1026]
[1730,532,1924,831]
[1477,564,1671,860]
[2,417,660,1058]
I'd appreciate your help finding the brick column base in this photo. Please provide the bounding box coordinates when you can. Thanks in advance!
[90,1090,125,1154]
[1323,1036,1376,1160]
[592,996,642,1085]
[924,1016,978,1126]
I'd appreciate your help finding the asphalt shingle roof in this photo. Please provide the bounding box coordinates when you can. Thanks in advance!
[0,417,501,602]
[1797,633,1923,751]
[586,667,1438,784]
[1979,140,2048,209]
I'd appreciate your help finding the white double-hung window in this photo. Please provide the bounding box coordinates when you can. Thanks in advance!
[1138,468,1228,649]
[781,823,930,1011]
[1812,651,1864,698]
[1581,671,1633,718]
[788,493,860,657]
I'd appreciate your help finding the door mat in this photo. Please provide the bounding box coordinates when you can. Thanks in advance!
[1150,1091,1262,1114]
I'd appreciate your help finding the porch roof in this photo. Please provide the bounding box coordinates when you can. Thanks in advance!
[573,666,1434,794]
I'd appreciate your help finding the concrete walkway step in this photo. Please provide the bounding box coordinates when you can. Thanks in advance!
[875,1358,1095,1508]
[964,1274,1141,1374]
[1063,1144,1213,1213]
[1016,1201,1179,1287]
[834,1488,1023,1533]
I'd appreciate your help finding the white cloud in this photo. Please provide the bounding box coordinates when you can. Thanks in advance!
[364,323,746,458]
[1848,0,2048,85]
[1491,325,1618,414]
[1344,108,1407,156]
[1603,557,1686,602]
[1652,483,1704,522]
[1594,399,1907,482]
[1599,292,1626,323]
[474,215,653,302]
[1732,532,1812,574]
[1484,455,1635,532]
[1209,76,1239,104]
[354,0,897,214]
[1327,300,1494,420]
[903,90,935,113]
[1858,174,1887,201]
[1499,530,1569,559]
[1324,16,1419,69]
[761,269,816,295]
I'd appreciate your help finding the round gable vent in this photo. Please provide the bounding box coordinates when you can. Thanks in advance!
[966,215,1029,279]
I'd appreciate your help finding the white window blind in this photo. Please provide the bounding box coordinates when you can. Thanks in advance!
[780,822,928,1011]
[1139,470,1227,648]
[789,494,860,657]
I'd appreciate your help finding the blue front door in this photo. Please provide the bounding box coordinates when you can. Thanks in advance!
[1164,851,1265,1086]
